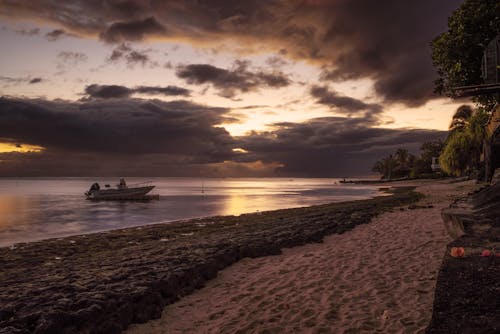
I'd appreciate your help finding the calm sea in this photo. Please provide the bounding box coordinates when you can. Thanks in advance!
[0,177,382,247]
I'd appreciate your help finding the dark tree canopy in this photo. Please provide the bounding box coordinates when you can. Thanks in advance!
[439,106,489,176]
[431,0,499,105]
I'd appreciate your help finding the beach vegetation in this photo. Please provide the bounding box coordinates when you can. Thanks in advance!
[372,155,400,180]
[372,141,445,180]
[439,105,489,176]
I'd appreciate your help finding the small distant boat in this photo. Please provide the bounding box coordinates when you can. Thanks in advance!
[85,178,155,200]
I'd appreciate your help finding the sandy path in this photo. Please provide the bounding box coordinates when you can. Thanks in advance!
[126,181,473,334]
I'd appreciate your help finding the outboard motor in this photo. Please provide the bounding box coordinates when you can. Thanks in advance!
[85,182,100,196]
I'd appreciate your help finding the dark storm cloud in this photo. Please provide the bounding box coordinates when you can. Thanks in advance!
[310,0,462,106]
[176,62,291,98]
[236,117,447,176]
[84,84,131,98]
[0,0,461,105]
[84,84,190,98]
[310,85,382,115]
[0,96,235,160]
[0,95,444,176]
[100,17,167,43]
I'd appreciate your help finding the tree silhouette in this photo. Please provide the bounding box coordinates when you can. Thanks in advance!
[432,0,499,108]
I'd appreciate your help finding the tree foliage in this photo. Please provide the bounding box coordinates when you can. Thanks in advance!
[372,142,444,180]
[439,131,476,176]
[449,105,473,131]
[431,0,499,107]
[439,105,489,176]
[372,154,401,180]
[420,141,445,163]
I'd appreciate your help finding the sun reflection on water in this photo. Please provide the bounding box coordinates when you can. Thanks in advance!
[0,196,29,226]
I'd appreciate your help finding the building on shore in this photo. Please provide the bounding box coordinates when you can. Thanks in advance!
[431,157,441,172]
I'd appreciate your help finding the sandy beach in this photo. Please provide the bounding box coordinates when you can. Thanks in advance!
[125,180,474,334]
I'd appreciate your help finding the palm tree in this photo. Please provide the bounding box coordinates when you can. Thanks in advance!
[382,155,399,180]
[372,155,399,180]
[372,160,384,175]
[440,106,489,176]
[449,105,473,132]
[395,148,409,169]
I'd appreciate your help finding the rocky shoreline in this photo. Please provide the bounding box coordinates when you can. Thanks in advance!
[0,187,421,334]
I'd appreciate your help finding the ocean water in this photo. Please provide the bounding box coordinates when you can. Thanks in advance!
[0,177,383,247]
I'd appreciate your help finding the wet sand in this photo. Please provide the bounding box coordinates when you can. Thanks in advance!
[126,180,474,334]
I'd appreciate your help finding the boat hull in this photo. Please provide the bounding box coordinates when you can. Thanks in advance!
[86,186,155,200]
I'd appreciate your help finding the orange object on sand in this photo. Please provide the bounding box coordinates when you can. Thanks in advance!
[450,247,465,258]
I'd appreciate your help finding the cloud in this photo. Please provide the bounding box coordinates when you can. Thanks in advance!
[236,117,447,176]
[307,0,462,106]
[56,51,88,71]
[0,0,461,106]
[14,27,39,36]
[57,51,88,63]
[45,29,75,41]
[134,85,190,97]
[0,96,445,176]
[0,76,43,85]
[84,84,130,99]
[100,17,167,43]
[28,77,42,84]
[0,97,236,166]
[310,85,382,119]
[55,51,88,74]
[176,61,291,98]
[0,76,22,84]
[265,55,289,69]
[107,43,157,67]
[84,84,190,98]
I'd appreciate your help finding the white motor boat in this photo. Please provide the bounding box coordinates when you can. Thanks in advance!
[85,179,155,200]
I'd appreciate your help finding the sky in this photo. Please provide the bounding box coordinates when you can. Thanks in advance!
[0,0,466,177]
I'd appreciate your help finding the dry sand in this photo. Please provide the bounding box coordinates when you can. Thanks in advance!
[126,180,474,334]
